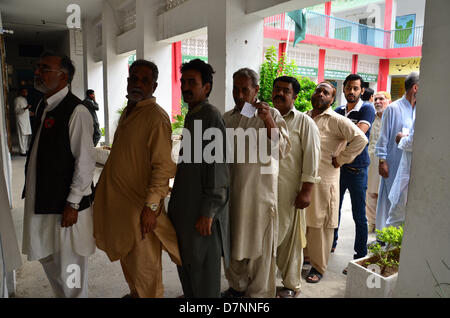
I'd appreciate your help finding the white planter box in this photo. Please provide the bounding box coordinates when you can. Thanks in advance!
[345,255,398,298]
[95,147,110,165]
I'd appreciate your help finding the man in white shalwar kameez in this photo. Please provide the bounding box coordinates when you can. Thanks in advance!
[375,72,418,231]
[22,53,95,298]
[273,76,321,298]
[222,68,291,298]
[366,91,391,233]
[14,88,32,155]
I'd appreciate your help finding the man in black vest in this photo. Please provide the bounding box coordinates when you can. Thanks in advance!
[22,52,96,297]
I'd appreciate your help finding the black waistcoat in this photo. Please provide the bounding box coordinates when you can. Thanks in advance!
[22,91,92,214]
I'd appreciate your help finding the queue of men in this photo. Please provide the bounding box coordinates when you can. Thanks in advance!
[19,51,417,298]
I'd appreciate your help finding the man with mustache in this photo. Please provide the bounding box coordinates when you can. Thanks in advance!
[222,68,290,298]
[272,76,321,297]
[332,74,375,274]
[168,59,229,298]
[94,60,181,298]
[366,91,391,233]
[22,52,96,297]
[304,82,367,283]
[375,72,418,232]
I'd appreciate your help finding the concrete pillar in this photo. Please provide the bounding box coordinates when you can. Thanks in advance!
[278,42,287,61]
[325,1,331,38]
[68,29,85,99]
[377,59,389,91]
[172,41,182,118]
[351,54,358,74]
[318,49,326,82]
[393,0,450,297]
[102,1,128,145]
[207,0,264,113]
[83,18,105,142]
[383,0,393,48]
[136,0,172,118]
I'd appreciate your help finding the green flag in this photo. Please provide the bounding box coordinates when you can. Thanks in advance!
[287,9,307,47]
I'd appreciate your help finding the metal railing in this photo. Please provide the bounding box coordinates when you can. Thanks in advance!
[264,11,423,49]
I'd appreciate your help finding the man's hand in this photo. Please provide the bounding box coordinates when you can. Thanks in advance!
[295,182,314,209]
[254,102,277,139]
[332,156,341,168]
[195,216,213,236]
[395,132,408,144]
[379,161,389,178]
[254,102,272,122]
[61,205,78,227]
[140,206,157,240]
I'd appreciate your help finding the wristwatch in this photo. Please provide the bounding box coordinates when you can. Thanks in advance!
[146,202,159,212]
[67,201,80,210]
[379,159,386,163]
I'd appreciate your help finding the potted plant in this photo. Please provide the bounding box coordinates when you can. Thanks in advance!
[345,225,403,298]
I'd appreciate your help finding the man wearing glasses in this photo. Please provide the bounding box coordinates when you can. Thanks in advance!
[21,52,96,297]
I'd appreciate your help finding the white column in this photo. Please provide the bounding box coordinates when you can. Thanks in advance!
[83,18,105,143]
[207,0,264,113]
[136,0,172,118]
[68,29,85,99]
[394,0,450,297]
[102,1,128,145]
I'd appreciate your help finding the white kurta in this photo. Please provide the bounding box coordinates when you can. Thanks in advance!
[22,86,96,261]
[14,96,32,154]
[387,126,414,227]
[277,107,321,291]
[367,115,382,194]
[14,96,32,135]
[223,107,291,260]
[278,108,321,245]
[375,96,415,230]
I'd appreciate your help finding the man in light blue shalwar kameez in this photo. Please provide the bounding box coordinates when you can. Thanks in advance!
[375,72,419,231]
[387,126,414,228]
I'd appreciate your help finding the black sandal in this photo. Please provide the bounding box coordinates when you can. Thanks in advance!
[306,267,323,283]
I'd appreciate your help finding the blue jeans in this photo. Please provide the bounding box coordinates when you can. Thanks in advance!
[333,165,368,259]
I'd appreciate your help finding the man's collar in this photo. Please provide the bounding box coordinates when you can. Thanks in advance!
[282,106,296,118]
[308,106,334,118]
[45,86,69,110]
[136,96,156,107]
[187,99,208,115]
[346,99,363,113]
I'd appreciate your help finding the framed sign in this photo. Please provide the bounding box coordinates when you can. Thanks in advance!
[394,14,416,48]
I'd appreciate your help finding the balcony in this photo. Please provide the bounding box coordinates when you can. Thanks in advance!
[264,11,424,50]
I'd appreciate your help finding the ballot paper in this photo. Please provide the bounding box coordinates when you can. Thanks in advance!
[240,102,257,118]
[402,127,410,135]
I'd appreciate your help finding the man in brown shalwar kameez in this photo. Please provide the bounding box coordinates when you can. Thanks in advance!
[304,82,367,283]
[93,60,181,298]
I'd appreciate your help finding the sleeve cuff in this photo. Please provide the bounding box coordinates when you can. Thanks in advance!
[358,120,371,127]
[376,155,387,160]
[145,192,163,206]
[67,193,83,204]
[301,174,321,184]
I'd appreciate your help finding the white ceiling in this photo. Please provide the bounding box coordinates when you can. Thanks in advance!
[0,0,104,41]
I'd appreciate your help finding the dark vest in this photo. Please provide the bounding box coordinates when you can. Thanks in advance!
[22,91,93,214]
